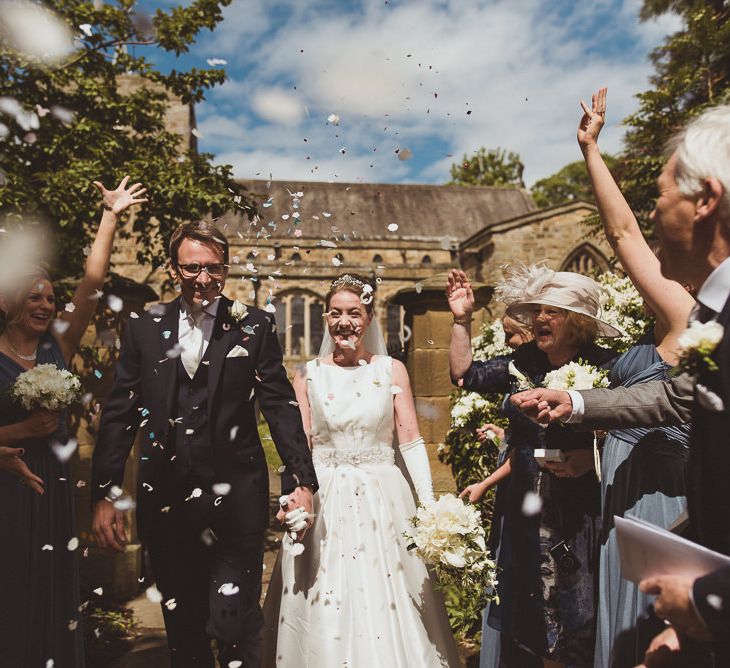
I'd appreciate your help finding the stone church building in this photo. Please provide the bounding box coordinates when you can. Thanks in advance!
[78,82,613,594]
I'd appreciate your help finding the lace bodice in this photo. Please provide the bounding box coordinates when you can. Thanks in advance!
[306,356,396,467]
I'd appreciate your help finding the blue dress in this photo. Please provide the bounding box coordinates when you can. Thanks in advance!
[464,341,616,667]
[0,333,85,667]
[594,332,690,668]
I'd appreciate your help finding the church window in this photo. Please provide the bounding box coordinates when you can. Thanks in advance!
[373,254,383,263]
[291,252,302,263]
[274,292,326,359]
[561,243,609,275]
[421,255,432,265]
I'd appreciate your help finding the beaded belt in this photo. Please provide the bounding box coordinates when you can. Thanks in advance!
[312,445,395,468]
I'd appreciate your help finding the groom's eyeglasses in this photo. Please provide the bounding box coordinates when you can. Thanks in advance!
[177,263,229,278]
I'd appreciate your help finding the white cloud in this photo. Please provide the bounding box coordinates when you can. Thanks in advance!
[250,87,305,125]
[195,0,681,185]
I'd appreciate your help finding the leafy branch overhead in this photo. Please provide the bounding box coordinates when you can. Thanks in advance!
[0,0,252,279]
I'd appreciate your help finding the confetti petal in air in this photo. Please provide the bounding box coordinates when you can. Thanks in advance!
[218,583,240,596]
[191,128,203,139]
[212,482,231,496]
[206,58,227,66]
[50,438,78,463]
[387,223,398,232]
[107,294,123,313]
[521,491,542,516]
[67,537,79,551]
[146,585,163,603]
[396,148,413,161]
[0,0,75,64]
[327,114,340,125]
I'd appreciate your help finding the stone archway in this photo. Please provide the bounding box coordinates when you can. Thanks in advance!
[560,242,610,275]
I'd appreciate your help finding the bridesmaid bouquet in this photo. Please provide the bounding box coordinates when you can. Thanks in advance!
[404,494,499,604]
[542,360,609,390]
[10,364,81,411]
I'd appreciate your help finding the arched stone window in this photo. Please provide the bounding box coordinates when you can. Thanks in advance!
[386,302,405,358]
[373,254,383,263]
[291,252,302,263]
[421,255,432,265]
[273,291,325,358]
[561,243,609,275]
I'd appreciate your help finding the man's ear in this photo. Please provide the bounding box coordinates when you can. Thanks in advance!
[168,260,178,283]
[696,177,724,221]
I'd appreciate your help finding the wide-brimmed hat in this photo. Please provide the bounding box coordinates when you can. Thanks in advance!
[496,263,622,339]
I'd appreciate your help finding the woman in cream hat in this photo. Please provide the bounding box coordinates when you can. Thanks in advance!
[448,265,617,668]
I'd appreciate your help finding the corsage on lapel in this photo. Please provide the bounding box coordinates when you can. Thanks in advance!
[228,299,249,324]
[674,320,724,376]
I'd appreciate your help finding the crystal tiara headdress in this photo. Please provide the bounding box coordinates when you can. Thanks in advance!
[330,274,369,290]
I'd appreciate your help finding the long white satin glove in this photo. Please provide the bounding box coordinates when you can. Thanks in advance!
[399,436,435,506]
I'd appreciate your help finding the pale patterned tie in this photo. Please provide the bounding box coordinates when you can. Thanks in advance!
[182,310,206,378]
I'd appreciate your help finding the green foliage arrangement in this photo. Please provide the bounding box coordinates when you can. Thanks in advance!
[0,0,253,279]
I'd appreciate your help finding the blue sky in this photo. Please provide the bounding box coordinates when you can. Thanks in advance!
[137,0,682,186]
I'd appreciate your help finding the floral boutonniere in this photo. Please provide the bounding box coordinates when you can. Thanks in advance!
[675,320,723,376]
[542,360,609,390]
[508,360,534,391]
[228,299,249,324]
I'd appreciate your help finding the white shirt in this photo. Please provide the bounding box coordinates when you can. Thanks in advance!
[568,257,730,422]
[178,297,220,361]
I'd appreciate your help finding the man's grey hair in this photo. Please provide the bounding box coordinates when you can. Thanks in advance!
[666,105,730,220]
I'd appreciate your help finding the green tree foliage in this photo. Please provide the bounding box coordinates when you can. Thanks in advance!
[619,0,730,231]
[449,147,525,188]
[531,156,618,208]
[0,0,251,278]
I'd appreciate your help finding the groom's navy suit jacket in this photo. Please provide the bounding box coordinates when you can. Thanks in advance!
[91,295,317,537]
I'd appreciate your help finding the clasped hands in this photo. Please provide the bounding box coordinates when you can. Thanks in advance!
[510,388,574,425]
[277,485,315,541]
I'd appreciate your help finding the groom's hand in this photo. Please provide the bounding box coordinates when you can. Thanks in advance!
[277,485,314,541]
[92,499,128,552]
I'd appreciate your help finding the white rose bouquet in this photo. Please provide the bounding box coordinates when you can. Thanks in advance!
[542,360,609,390]
[404,493,499,605]
[675,320,724,376]
[10,364,81,411]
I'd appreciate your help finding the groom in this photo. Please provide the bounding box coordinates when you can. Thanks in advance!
[91,220,317,667]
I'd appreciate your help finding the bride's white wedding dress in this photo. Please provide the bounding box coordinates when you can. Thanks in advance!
[262,356,461,667]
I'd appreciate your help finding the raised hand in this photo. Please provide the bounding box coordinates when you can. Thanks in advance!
[446,269,475,320]
[577,87,607,152]
[510,388,573,424]
[93,175,148,216]
[0,447,44,494]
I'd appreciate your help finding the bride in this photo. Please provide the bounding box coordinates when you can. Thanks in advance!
[262,273,460,667]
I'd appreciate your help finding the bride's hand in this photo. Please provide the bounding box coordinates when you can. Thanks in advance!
[278,486,314,541]
[577,87,607,153]
[446,269,475,319]
[93,175,148,216]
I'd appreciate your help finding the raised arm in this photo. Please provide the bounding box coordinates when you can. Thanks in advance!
[55,176,147,365]
[446,269,475,382]
[578,88,693,348]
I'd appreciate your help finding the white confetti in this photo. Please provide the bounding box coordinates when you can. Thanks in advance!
[52,319,70,335]
[332,256,343,267]
[164,598,177,610]
[165,343,184,359]
[387,223,398,232]
[206,58,227,66]
[327,113,340,125]
[218,583,240,596]
[51,438,78,463]
[229,425,239,440]
[212,482,231,496]
[146,585,163,603]
[67,619,78,631]
[42,544,54,551]
[67,537,79,551]
[265,303,276,313]
[521,491,543,516]
[93,587,103,595]
[707,594,724,610]
[390,385,403,395]
[228,662,243,668]
[64,302,75,312]
[191,128,203,139]
[79,23,92,37]
[0,1,75,64]
[107,294,123,313]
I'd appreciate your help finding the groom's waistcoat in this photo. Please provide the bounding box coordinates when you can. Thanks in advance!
[171,353,214,484]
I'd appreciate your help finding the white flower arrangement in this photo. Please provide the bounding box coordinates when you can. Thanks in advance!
[11,364,81,411]
[450,391,500,428]
[675,320,724,375]
[597,272,648,352]
[228,299,249,323]
[542,360,609,390]
[508,360,534,390]
[472,319,512,361]
[404,493,498,602]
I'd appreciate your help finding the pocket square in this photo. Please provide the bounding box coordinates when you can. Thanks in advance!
[226,345,249,359]
[697,383,725,412]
